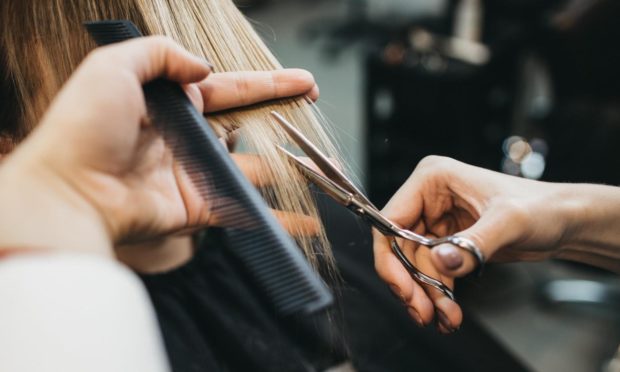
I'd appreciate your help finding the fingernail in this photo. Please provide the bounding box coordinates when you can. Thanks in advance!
[308,84,320,101]
[389,284,405,302]
[203,59,215,71]
[436,310,453,332]
[408,307,424,327]
[436,244,463,270]
[437,322,450,334]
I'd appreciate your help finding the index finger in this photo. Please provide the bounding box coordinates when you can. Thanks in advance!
[381,171,425,229]
[382,156,457,228]
[198,69,319,113]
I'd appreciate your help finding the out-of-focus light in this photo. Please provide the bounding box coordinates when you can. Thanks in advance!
[422,53,446,72]
[501,158,520,176]
[530,138,549,157]
[530,95,552,119]
[502,136,522,157]
[521,152,545,179]
[410,28,433,50]
[501,135,548,179]
[373,88,394,121]
[383,42,406,65]
[508,139,532,163]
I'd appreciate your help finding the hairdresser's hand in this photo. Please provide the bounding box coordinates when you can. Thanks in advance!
[188,70,319,114]
[0,37,320,255]
[373,156,572,332]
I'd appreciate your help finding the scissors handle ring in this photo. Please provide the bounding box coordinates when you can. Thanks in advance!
[386,230,486,300]
[392,227,485,276]
[390,239,455,300]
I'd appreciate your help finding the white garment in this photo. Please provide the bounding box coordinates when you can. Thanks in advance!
[0,253,170,372]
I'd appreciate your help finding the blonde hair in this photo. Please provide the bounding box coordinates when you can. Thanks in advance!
[0,0,341,271]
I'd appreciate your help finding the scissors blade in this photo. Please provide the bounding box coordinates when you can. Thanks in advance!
[277,146,354,206]
[270,111,375,208]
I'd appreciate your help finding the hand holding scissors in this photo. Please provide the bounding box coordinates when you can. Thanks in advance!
[273,110,620,333]
[271,111,485,332]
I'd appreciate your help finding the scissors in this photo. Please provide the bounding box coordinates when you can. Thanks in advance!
[270,111,485,301]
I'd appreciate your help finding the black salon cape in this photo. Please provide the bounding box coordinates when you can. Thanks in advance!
[140,230,346,372]
[140,194,531,372]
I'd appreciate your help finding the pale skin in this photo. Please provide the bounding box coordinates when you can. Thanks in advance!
[373,155,620,333]
[0,37,321,270]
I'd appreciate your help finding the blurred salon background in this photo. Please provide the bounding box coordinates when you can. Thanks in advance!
[237,1,620,371]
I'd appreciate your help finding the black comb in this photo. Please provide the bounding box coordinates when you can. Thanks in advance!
[84,20,333,315]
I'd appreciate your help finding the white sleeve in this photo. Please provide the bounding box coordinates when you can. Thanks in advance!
[0,253,171,372]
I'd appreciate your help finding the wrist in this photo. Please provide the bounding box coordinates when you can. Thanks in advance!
[0,154,113,256]
[553,184,620,271]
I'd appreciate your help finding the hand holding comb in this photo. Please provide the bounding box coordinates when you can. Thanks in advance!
[84,20,333,315]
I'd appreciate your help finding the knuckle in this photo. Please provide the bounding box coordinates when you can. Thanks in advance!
[233,72,251,105]
[416,155,450,173]
[151,36,174,60]
[82,48,119,76]
[413,155,456,180]
[268,71,278,98]
[146,35,175,47]
[418,155,447,167]
[145,36,178,65]
[85,47,112,65]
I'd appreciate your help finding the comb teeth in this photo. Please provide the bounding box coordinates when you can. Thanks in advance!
[84,20,142,44]
[85,20,333,315]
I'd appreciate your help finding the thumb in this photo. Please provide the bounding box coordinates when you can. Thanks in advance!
[430,203,527,277]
